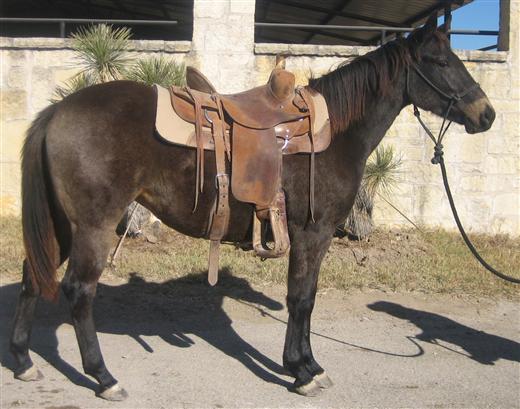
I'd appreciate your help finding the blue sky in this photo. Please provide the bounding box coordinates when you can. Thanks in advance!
[441,0,499,49]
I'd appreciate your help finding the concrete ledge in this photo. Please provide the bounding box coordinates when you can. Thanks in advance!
[0,37,192,53]
[255,43,375,57]
[455,50,508,63]
[255,43,508,63]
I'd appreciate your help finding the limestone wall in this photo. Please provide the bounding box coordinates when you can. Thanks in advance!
[1,0,518,235]
[0,38,191,214]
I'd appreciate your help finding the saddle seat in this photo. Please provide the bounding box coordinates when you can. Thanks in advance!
[154,66,331,286]
[182,67,311,129]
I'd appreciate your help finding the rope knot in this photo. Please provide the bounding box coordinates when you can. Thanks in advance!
[431,143,444,164]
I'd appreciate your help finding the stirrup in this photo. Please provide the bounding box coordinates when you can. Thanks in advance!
[252,190,290,258]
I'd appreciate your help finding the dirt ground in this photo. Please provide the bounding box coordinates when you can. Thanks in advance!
[1,272,519,409]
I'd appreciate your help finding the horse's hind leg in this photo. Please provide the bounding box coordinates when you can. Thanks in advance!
[10,261,44,381]
[61,227,127,401]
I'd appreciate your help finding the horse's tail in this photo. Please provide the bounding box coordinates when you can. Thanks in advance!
[21,103,60,301]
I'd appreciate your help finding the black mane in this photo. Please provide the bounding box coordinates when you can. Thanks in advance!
[309,39,413,135]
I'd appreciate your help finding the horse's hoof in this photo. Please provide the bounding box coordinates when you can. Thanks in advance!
[314,372,333,389]
[15,365,44,382]
[294,379,322,397]
[98,383,128,401]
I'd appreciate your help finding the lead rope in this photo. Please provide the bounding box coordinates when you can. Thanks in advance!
[413,104,520,284]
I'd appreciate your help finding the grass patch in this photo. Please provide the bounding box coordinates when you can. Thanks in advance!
[1,217,518,298]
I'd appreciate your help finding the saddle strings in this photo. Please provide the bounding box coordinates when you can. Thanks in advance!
[212,94,231,161]
[185,87,205,213]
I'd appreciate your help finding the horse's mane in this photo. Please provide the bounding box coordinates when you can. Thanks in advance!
[308,39,414,135]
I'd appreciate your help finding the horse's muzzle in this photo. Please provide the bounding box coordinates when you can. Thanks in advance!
[464,97,495,134]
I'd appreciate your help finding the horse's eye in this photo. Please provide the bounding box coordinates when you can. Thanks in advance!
[438,60,448,67]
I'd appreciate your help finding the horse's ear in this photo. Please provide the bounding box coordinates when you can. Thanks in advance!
[424,13,439,35]
[439,14,452,33]
[409,13,438,43]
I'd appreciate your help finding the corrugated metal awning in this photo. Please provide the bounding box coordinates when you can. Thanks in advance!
[255,0,473,45]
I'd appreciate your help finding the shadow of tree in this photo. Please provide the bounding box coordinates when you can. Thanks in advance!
[0,270,290,393]
[367,301,520,365]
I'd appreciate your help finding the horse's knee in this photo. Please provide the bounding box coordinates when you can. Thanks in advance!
[286,296,315,316]
[61,278,97,318]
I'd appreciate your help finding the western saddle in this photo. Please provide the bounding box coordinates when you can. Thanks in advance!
[154,66,331,285]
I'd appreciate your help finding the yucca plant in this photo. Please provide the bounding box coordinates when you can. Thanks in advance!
[363,144,402,198]
[51,72,97,103]
[338,144,402,240]
[71,24,133,83]
[126,56,186,87]
[52,24,186,101]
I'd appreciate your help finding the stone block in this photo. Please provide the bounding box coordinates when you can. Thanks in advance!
[459,134,486,164]
[193,0,228,18]
[13,37,69,49]
[163,41,192,53]
[373,195,413,225]
[1,90,28,120]
[7,66,28,89]
[0,120,29,162]
[288,44,319,56]
[484,175,518,193]
[490,215,518,236]
[203,25,233,51]
[460,175,485,192]
[254,56,279,85]
[0,60,6,89]
[0,194,20,217]
[31,67,54,113]
[228,15,255,51]
[53,68,81,88]
[6,50,27,67]
[229,0,255,15]
[485,155,517,174]
[254,43,290,55]
[479,69,511,99]
[0,163,22,198]
[492,193,519,217]
[487,135,519,155]
[403,146,424,162]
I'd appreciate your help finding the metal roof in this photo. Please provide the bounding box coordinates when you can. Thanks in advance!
[255,0,473,45]
[0,0,193,40]
[1,0,473,44]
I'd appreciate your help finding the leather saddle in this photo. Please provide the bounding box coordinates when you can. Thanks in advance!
[154,66,331,285]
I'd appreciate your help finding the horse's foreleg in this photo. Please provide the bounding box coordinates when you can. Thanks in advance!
[10,261,44,381]
[62,228,128,401]
[283,229,332,396]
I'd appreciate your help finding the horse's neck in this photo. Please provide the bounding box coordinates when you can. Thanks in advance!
[345,73,408,159]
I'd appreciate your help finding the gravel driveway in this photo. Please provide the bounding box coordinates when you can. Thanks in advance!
[1,274,518,408]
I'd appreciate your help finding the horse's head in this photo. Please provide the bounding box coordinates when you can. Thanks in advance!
[406,14,495,134]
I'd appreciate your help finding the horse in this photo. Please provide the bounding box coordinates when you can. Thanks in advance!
[10,15,495,400]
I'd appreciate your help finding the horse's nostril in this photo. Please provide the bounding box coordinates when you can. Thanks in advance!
[480,105,495,128]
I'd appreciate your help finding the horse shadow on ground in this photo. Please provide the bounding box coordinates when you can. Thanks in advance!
[368,301,520,365]
[0,270,290,393]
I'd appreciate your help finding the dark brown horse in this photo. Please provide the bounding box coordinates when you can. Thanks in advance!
[10,16,495,400]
